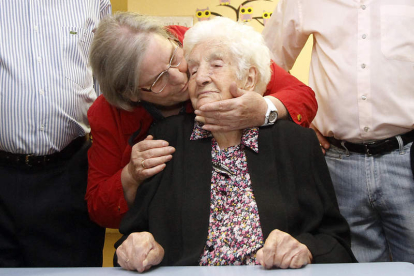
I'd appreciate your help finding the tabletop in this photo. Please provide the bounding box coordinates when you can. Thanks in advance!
[0,262,413,276]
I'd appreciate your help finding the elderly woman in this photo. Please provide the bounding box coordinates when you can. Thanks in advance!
[86,12,317,228]
[115,17,355,272]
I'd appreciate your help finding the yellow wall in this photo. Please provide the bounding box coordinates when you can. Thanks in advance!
[111,0,128,13]
[121,0,312,84]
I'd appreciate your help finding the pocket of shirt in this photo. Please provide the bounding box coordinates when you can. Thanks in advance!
[62,26,94,88]
[380,5,414,62]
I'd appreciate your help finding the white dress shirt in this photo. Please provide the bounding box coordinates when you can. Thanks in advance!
[263,0,414,143]
[0,0,111,155]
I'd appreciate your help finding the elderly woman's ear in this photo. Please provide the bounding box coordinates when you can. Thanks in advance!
[243,66,259,92]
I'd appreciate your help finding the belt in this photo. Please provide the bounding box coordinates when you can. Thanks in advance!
[0,135,89,168]
[327,130,414,156]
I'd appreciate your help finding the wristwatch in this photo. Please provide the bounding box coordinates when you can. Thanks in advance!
[262,97,278,126]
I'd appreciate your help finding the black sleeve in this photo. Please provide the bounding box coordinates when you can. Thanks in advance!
[294,130,357,263]
[113,120,171,266]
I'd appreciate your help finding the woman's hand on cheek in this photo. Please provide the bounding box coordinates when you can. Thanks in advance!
[116,232,164,273]
[194,82,267,131]
[256,229,312,269]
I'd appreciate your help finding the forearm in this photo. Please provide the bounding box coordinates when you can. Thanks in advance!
[264,62,317,127]
[86,169,129,228]
[295,232,355,263]
[264,95,288,121]
[121,164,143,207]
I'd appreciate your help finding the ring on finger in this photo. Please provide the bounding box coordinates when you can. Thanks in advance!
[141,159,146,169]
[126,258,130,263]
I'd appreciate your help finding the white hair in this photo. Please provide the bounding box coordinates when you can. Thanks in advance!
[183,17,271,93]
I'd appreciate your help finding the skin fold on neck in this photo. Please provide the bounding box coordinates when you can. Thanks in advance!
[212,130,243,150]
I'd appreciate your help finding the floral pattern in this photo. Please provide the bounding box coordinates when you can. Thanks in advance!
[191,121,264,266]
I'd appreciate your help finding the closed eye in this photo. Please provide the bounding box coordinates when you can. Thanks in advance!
[211,60,224,68]
[188,65,198,76]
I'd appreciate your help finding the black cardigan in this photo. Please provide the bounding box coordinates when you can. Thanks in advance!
[116,114,356,265]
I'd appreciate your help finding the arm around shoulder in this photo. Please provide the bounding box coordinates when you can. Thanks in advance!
[264,62,317,127]
[86,96,130,228]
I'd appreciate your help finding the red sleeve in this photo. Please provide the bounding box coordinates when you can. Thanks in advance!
[265,61,317,127]
[167,25,189,44]
[85,96,152,228]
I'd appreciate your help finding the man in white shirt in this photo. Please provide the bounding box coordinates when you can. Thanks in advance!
[0,1,111,266]
[263,0,414,262]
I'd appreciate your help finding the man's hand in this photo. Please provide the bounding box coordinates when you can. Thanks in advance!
[116,232,164,273]
[121,135,175,205]
[310,124,330,155]
[194,82,268,131]
[256,229,312,269]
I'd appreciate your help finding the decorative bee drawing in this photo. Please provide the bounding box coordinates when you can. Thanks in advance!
[219,0,230,5]
[262,11,273,26]
[196,7,211,21]
[240,5,253,22]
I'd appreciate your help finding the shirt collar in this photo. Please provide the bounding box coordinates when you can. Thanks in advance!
[190,121,259,153]
[140,101,187,123]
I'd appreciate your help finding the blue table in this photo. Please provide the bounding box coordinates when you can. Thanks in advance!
[0,262,413,276]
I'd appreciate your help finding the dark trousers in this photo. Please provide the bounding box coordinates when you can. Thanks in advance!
[0,141,105,267]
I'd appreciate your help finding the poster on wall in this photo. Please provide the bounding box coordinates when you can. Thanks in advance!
[195,0,273,26]
[154,16,194,27]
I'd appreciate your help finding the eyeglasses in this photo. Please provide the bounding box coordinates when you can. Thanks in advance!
[140,38,183,94]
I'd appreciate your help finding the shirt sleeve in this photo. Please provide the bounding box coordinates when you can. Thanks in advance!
[85,99,129,229]
[99,0,112,20]
[93,76,101,96]
[262,0,310,71]
[264,61,317,127]
[262,0,316,127]
[92,1,112,97]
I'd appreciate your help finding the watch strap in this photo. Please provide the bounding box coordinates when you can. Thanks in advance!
[262,97,278,126]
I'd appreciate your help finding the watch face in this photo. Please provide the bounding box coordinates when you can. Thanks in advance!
[269,111,278,123]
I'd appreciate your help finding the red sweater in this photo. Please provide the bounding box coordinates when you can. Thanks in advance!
[86,25,317,228]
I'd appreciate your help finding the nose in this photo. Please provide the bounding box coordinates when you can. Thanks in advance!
[168,62,188,85]
[195,66,211,86]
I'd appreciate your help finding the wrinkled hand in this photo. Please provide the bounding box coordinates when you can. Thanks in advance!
[117,232,164,273]
[121,135,175,205]
[194,82,267,132]
[127,135,175,183]
[256,229,312,269]
[310,124,330,155]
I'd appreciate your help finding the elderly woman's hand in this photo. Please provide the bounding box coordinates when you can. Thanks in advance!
[256,229,312,269]
[194,82,268,131]
[121,135,175,206]
[117,232,164,273]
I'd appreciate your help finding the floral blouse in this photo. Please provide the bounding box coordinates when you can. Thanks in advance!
[190,121,264,266]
